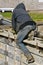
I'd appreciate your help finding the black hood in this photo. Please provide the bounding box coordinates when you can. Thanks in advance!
[15,3,26,10]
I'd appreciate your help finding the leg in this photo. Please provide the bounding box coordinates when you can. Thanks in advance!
[16,25,34,63]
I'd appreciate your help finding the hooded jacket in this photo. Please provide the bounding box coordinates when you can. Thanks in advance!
[12,3,36,33]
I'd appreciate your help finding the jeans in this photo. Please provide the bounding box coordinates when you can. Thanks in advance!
[16,25,34,61]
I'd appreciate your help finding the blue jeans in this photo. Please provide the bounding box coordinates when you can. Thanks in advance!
[16,25,34,62]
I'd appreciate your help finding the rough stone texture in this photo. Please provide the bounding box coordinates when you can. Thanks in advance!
[0,24,43,65]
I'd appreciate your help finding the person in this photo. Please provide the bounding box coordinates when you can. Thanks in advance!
[12,3,36,63]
